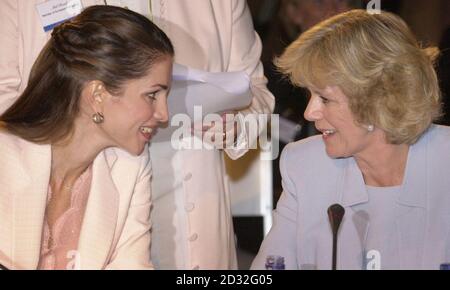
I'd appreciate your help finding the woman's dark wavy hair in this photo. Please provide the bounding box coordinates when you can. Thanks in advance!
[0,5,174,143]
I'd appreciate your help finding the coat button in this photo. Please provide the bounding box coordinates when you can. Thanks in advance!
[184,173,193,181]
[188,233,198,242]
[185,203,195,212]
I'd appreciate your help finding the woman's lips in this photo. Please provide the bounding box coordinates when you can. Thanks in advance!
[140,126,154,141]
[320,129,336,140]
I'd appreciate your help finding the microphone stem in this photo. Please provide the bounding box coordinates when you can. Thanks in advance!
[332,233,337,270]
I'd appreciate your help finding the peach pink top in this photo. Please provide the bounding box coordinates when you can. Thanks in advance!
[38,167,92,270]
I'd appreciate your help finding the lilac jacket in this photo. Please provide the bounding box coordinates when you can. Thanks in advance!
[252,125,450,270]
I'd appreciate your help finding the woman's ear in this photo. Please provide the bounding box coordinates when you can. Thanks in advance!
[82,80,107,114]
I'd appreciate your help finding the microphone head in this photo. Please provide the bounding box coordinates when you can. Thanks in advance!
[328,204,345,234]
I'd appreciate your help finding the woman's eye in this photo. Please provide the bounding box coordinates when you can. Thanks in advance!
[319,95,330,104]
[146,92,158,101]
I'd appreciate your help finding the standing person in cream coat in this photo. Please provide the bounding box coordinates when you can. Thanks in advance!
[0,5,174,270]
[0,0,274,269]
[148,0,275,270]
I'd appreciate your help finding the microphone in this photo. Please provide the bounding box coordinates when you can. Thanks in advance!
[327,204,345,270]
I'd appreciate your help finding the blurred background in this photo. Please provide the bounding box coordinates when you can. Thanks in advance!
[229,0,450,269]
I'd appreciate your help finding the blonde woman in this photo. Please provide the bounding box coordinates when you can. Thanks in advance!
[252,10,450,270]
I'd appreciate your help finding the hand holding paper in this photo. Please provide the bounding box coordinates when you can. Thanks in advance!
[151,63,252,143]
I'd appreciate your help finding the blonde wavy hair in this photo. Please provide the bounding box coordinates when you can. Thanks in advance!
[276,9,442,144]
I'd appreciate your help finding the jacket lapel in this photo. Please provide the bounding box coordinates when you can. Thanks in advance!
[336,134,429,270]
[336,158,370,269]
[11,141,51,270]
[77,149,119,270]
[395,135,428,269]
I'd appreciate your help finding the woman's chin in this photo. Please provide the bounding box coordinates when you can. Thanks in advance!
[136,147,146,156]
[119,143,146,156]
[325,146,346,159]
[132,146,146,156]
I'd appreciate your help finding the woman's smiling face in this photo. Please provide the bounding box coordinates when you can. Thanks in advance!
[99,57,172,156]
[304,85,376,158]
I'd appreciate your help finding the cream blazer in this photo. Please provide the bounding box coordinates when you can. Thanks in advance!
[0,130,153,270]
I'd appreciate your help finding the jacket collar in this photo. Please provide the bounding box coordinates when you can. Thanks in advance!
[397,134,428,208]
[339,132,429,209]
[77,149,119,270]
[11,140,51,270]
[335,132,430,269]
[11,139,120,270]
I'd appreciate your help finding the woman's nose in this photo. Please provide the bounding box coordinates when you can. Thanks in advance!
[304,97,323,122]
[154,100,169,123]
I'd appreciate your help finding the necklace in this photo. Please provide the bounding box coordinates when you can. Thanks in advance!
[62,184,73,192]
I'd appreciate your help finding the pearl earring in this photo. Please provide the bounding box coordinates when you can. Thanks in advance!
[92,112,104,124]
[367,125,374,132]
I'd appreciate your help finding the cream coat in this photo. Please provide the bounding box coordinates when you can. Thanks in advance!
[148,0,274,269]
[0,130,153,270]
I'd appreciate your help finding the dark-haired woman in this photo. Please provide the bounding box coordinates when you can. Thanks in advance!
[0,6,173,270]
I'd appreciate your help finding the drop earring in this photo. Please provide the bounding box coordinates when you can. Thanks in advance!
[92,112,104,124]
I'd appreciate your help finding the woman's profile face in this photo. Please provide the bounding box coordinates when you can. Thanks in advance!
[100,56,172,156]
[303,85,377,159]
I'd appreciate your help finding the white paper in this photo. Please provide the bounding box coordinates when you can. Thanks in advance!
[152,63,252,142]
